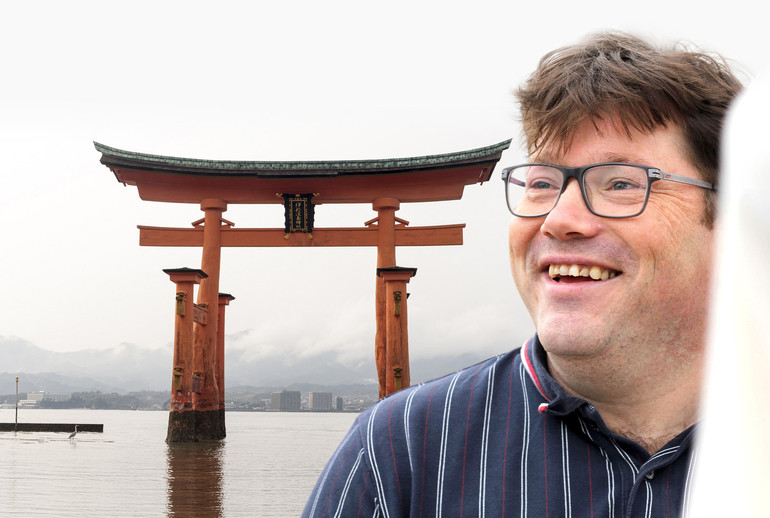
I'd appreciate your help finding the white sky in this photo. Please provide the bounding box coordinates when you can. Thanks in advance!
[1,1,766,367]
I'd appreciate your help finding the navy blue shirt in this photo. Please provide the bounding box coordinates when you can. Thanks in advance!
[303,336,697,517]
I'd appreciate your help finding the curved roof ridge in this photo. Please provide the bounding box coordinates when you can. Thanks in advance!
[93,140,512,172]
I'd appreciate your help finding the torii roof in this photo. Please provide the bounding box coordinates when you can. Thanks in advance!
[95,140,511,204]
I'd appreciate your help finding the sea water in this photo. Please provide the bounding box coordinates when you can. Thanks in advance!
[0,408,357,517]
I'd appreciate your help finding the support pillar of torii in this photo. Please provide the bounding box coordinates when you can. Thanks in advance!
[96,139,510,441]
[191,198,227,440]
[373,197,400,398]
[163,267,205,442]
[163,265,236,442]
[378,266,418,396]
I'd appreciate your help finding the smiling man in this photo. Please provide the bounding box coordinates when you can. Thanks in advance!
[506,118,717,455]
[303,33,742,517]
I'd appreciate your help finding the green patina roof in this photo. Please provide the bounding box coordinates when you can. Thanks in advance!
[94,140,511,176]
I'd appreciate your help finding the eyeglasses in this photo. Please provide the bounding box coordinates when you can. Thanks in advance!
[501,162,715,218]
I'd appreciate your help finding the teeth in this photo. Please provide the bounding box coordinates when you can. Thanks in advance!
[548,263,620,281]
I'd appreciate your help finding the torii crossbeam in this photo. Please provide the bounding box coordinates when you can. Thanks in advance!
[95,139,510,442]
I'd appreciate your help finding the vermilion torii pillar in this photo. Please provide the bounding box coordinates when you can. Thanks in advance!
[217,292,235,436]
[378,267,417,394]
[164,267,206,442]
[373,197,399,398]
[96,139,510,441]
[191,199,228,440]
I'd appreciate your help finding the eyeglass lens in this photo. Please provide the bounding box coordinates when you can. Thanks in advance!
[506,164,649,217]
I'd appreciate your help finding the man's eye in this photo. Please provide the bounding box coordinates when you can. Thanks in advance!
[607,178,644,191]
[611,180,633,190]
[528,179,558,189]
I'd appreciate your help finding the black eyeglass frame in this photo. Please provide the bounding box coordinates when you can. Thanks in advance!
[501,162,716,219]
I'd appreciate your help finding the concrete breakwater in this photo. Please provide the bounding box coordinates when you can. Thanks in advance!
[0,422,103,433]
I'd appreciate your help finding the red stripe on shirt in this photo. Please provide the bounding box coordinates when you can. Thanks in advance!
[587,444,594,518]
[388,399,404,507]
[460,364,483,516]
[419,385,437,518]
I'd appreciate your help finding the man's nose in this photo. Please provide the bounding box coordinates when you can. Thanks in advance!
[540,180,601,240]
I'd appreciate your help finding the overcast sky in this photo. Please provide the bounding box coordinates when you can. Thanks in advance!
[1,1,766,371]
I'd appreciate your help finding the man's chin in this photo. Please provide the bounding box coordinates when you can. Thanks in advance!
[536,325,610,359]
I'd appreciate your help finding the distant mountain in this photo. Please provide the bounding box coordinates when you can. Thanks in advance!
[225,346,378,387]
[1,336,170,394]
[0,371,126,395]
[1,335,496,396]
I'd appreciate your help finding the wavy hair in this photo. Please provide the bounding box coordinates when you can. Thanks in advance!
[515,32,743,225]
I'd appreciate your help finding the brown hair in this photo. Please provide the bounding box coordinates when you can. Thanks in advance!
[515,32,743,225]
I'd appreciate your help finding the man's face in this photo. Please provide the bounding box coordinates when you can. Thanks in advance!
[508,118,714,362]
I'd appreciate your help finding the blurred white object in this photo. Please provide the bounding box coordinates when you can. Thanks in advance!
[687,74,770,516]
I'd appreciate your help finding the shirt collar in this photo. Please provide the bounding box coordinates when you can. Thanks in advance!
[521,335,697,456]
[521,335,587,416]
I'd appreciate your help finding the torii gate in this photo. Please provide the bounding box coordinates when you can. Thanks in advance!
[95,139,510,442]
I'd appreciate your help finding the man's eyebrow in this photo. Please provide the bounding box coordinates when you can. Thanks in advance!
[531,151,559,163]
[600,152,644,164]
[531,152,644,165]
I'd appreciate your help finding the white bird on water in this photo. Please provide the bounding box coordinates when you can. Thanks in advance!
[68,425,78,440]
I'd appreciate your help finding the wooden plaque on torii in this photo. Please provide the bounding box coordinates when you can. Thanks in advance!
[95,139,510,441]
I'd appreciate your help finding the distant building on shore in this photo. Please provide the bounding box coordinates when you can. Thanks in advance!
[270,390,301,412]
[308,392,333,411]
[17,391,71,408]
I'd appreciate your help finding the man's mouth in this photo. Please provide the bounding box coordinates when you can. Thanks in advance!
[548,264,620,282]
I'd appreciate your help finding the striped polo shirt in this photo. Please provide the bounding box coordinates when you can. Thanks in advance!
[303,336,697,517]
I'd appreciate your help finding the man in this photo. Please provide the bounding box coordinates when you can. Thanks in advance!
[302,32,742,517]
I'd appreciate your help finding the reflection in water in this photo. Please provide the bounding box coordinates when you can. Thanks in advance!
[0,410,357,517]
[166,442,224,517]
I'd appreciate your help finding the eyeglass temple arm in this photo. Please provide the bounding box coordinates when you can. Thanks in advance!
[649,169,715,191]
[501,168,526,187]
